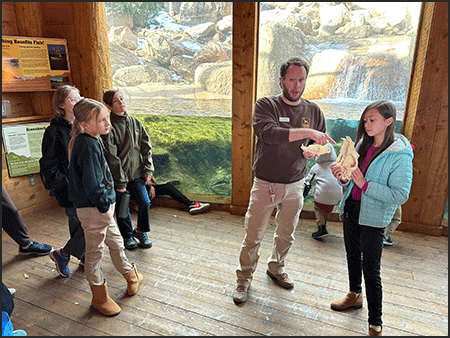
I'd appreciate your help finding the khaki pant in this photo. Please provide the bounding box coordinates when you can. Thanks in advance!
[236,177,305,287]
[77,204,133,286]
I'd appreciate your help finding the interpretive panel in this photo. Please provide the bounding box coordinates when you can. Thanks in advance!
[2,36,71,92]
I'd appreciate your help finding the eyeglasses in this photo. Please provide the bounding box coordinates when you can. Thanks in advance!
[67,96,83,103]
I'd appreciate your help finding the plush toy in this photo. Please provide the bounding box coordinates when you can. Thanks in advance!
[335,136,359,180]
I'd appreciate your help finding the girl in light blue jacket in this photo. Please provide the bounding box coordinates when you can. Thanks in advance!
[329,100,413,336]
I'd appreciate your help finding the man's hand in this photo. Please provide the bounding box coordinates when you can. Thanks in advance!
[308,129,336,145]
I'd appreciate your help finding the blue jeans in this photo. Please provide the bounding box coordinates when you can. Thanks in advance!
[62,207,85,259]
[115,177,151,239]
[343,196,385,327]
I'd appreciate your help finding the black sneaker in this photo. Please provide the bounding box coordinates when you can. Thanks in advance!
[132,229,152,248]
[312,225,329,240]
[383,236,394,246]
[124,236,138,250]
[19,241,52,255]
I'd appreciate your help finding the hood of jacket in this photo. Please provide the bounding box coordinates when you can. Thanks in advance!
[316,142,337,164]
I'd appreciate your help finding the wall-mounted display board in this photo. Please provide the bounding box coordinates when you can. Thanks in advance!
[2,123,49,177]
[2,36,71,92]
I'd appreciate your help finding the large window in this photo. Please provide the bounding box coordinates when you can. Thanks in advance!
[106,2,233,199]
[257,2,422,206]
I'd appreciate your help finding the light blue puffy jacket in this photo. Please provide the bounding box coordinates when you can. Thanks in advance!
[338,133,413,228]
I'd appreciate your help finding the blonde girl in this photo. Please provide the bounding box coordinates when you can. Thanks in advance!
[329,100,413,336]
[40,85,85,278]
[68,98,143,316]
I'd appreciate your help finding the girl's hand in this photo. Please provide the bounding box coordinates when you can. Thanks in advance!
[330,163,343,179]
[351,167,366,189]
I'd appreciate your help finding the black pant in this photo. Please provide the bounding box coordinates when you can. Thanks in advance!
[153,183,192,207]
[2,186,31,247]
[343,195,385,327]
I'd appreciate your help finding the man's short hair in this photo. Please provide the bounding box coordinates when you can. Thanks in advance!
[280,57,310,78]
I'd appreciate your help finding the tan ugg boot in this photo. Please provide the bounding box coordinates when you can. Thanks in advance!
[90,281,121,316]
[122,263,143,296]
[330,291,363,311]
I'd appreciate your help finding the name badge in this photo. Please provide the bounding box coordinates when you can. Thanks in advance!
[279,117,290,122]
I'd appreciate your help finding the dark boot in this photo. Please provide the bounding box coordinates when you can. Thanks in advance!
[312,224,329,239]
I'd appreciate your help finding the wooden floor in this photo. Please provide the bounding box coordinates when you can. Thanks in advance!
[2,205,448,336]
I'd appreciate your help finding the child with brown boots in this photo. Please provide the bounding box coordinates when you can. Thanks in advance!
[68,98,143,316]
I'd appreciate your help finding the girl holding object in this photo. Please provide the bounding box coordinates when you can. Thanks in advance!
[329,100,413,336]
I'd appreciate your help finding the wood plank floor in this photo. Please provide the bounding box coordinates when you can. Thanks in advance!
[2,205,448,336]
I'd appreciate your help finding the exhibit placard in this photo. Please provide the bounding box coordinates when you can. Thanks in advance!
[2,123,49,177]
[2,36,71,92]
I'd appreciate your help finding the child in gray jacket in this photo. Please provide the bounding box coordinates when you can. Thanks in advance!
[304,143,343,239]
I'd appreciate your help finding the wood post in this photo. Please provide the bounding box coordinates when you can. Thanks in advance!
[401,2,448,236]
[230,3,259,215]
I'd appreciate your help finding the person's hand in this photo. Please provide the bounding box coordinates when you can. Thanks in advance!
[302,150,316,160]
[148,185,156,200]
[351,167,366,189]
[116,187,127,193]
[308,129,336,145]
[330,163,343,179]
[144,174,155,185]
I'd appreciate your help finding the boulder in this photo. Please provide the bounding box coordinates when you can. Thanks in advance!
[170,55,197,83]
[105,7,133,30]
[195,61,232,96]
[257,21,308,98]
[109,26,138,50]
[108,43,141,76]
[179,2,231,26]
[185,22,217,42]
[142,31,194,68]
[193,41,229,64]
[112,64,173,87]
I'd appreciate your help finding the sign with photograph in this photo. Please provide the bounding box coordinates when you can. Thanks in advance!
[2,36,71,92]
[2,123,49,177]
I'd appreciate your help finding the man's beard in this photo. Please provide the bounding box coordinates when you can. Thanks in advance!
[282,86,303,102]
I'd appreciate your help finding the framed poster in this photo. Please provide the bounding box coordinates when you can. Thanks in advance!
[2,123,49,177]
[2,36,71,92]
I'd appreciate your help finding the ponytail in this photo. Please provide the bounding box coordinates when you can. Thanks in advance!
[67,98,107,164]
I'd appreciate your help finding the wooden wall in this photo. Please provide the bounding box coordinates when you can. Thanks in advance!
[2,2,111,214]
[2,2,448,236]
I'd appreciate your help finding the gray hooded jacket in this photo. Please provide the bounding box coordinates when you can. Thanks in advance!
[304,143,343,205]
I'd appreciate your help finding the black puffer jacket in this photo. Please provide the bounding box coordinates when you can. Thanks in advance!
[68,133,115,213]
[39,116,73,208]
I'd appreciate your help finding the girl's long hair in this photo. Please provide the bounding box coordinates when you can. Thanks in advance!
[52,85,80,117]
[355,100,396,168]
[68,98,107,163]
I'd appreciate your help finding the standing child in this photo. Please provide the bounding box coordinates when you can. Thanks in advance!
[329,100,413,336]
[68,98,143,316]
[304,143,343,239]
[102,89,154,250]
[40,85,86,278]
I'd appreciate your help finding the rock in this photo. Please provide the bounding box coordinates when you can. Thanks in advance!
[257,21,308,98]
[170,55,197,83]
[193,41,229,64]
[105,7,133,30]
[112,64,173,87]
[185,22,217,42]
[109,26,138,50]
[195,61,232,96]
[179,2,231,26]
[108,43,141,76]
